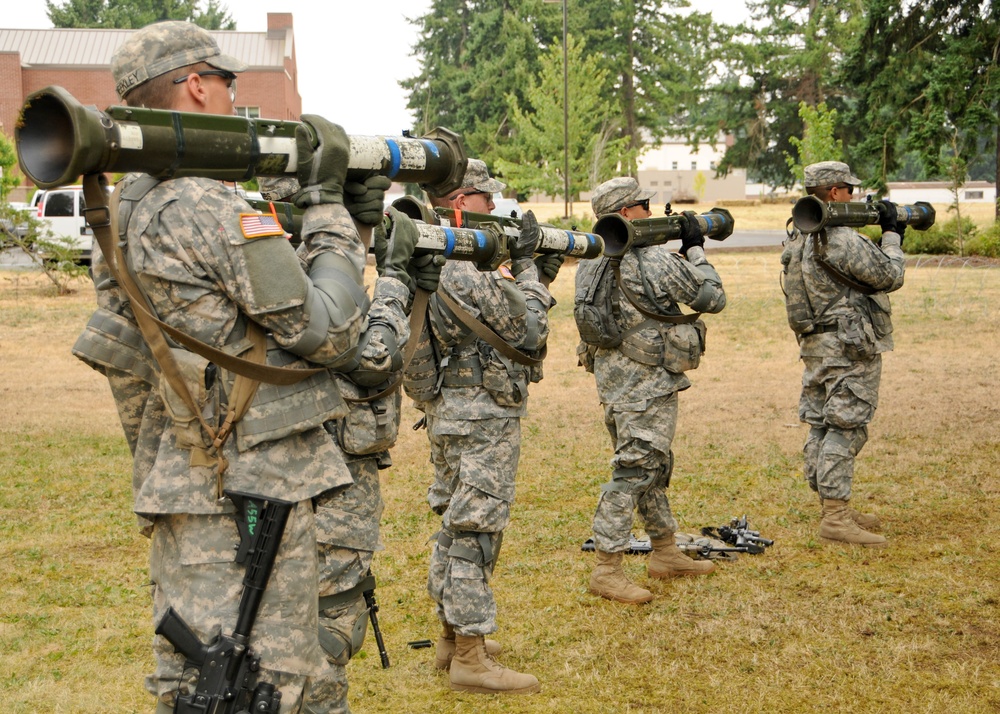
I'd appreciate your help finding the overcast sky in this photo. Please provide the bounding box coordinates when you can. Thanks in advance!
[10,0,749,135]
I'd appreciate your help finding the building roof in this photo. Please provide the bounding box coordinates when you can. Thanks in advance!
[0,27,292,69]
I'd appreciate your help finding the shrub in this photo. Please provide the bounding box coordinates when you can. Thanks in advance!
[905,215,977,255]
[966,221,1000,258]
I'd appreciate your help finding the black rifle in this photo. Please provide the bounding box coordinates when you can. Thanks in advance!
[362,572,390,669]
[702,515,774,555]
[155,491,293,714]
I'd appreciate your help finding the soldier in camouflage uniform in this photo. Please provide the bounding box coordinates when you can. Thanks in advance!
[578,177,727,605]
[412,160,561,694]
[780,161,905,548]
[256,177,442,714]
[69,21,420,712]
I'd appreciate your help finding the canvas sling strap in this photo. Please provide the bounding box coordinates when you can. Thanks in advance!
[811,230,878,296]
[435,290,542,367]
[82,173,324,479]
[612,262,702,325]
[342,286,432,404]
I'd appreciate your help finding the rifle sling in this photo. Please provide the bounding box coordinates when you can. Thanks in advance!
[436,289,542,367]
[612,262,702,325]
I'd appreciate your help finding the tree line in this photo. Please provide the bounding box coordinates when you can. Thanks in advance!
[42,0,1000,214]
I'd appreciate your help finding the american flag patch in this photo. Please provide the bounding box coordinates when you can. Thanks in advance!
[498,264,516,281]
[239,212,285,239]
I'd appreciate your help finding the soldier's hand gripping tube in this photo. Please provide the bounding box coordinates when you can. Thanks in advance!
[432,206,605,259]
[594,207,735,259]
[154,491,292,714]
[791,195,936,234]
[15,85,467,195]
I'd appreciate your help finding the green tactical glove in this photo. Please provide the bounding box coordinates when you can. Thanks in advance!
[345,174,392,226]
[292,114,350,209]
[374,207,418,293]
[409,253,446,292]
[534,252,565,282]
[509,209,541,275]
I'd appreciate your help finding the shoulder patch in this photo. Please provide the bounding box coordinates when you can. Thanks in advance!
[498,264,516,281]
[239,212,285,240]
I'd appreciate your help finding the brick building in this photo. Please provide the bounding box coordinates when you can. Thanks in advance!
[0,13,301,200]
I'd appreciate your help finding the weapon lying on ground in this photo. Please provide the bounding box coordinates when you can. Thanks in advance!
[432,206,605,259]
[701,515,774,555]
[155,491,292,714]
[247,197,510,271]
[593,206,735,259]
[791,195,936,234]
[362,573,390,669]
[15,85,467,195]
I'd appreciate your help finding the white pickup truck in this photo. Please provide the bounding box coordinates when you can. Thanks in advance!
[29,186,104,263]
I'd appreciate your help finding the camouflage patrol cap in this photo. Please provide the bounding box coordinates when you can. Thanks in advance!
[591,177,655,216]
[803,161,862,188]
[459,159,505,193]
[258,176,301,202]
[112,21,247,100]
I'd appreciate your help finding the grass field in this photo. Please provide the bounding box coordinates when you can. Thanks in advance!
[1,243,999,712]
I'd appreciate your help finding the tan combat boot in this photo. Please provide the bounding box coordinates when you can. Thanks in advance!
[449,634,540,694]
[820,496,881,531]
[588,550,654,604]
[819,499,887,547]
[435,622,502,670]
[648,537,716,578]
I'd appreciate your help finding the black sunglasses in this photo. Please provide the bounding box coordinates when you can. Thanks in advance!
[626,198,650,211]
[173,69,237,101]
[831,184,855,195]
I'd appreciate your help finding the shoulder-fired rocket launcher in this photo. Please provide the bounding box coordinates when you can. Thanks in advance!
[593,208,735,259]
[791,195,936,234]
[431,207,605,259]
[15,85,467,196]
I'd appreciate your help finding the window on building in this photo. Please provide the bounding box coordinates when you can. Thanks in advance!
[650,181,659,186]
[964,190,984,200]
[691,161,697,170]
[671,161,678,170]
[235,106,261,119]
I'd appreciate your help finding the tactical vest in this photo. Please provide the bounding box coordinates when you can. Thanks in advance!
[116,175,348,453]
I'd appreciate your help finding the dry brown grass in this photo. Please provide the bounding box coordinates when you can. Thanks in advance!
[2,247,1000,712]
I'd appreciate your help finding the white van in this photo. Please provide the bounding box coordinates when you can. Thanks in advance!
[30,186,101,263]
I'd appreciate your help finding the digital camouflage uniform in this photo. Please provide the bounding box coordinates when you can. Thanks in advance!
[101,169,367,711]
[421,258,552,636]
[304,275,411,714]
[585,243,726,553]
[782,224,904,502]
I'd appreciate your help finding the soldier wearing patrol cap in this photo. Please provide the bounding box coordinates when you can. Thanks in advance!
[408,159,560,695]
[71,19,421,712]
[780,160,906,547]
[578,176,727,605]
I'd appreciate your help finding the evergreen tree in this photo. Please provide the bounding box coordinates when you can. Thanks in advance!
[46,0,235,30]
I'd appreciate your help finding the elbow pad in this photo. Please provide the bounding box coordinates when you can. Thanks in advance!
[284,251,371,358]
[521,299,545,352]
[343,323,404,387]
[689,263,726,313]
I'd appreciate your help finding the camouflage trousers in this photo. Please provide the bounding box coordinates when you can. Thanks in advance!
[425,414,520,636]
[147,502,327,712]
[303,456,384,714]
[799,355,882,501]
[592,392,679,553]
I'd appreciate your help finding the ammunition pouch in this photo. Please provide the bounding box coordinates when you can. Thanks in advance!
[402,318,440,403]
[836,311,877,360]
[158,347,218,451]
[479,343,528,407]
[328,383,401,456]
[619,319,707,374]
[72,307,156,385]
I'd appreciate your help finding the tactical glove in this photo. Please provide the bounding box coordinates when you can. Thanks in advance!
[374,207,418,293]
[679,211,706,256]
[409,253,446,292]
[534,252,565,282]
[877,199,899,234]
[345,175,392,226]
[509,210,541,275]
[292,114,350,209]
